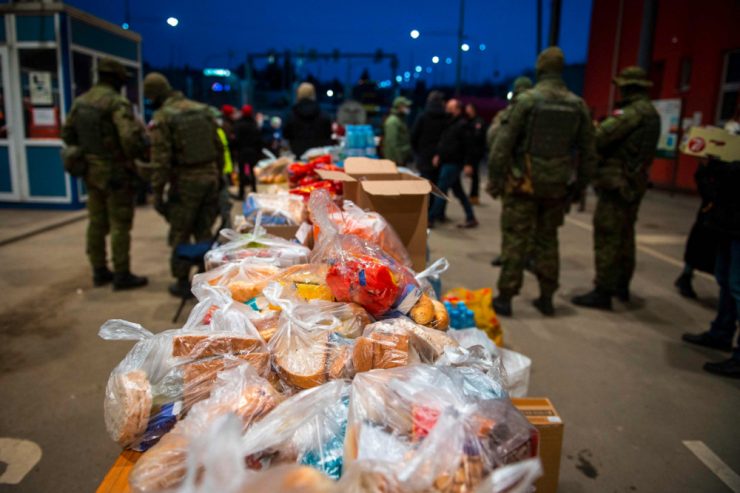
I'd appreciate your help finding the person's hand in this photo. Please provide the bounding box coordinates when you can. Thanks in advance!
[432,155,440,168]
[154,193,167,217]
[464,164,474,177]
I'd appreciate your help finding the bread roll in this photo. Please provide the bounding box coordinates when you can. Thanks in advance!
[409,294,435,326]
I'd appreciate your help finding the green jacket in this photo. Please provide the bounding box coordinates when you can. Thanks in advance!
[148,92,223,193]
[61,83,147,189]
[382,111,412,165]
[593,92,660,201]
[488,75,597,198]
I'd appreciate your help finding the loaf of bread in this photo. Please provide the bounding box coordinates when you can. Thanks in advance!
[273,331,330,389]
[172,334,263,358]
[409,294,435,326]
[104,370,153,448]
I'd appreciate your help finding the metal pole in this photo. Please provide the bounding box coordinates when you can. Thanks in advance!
[536,0,543,55]
[637,0,657,70]
[455,0,465,95]
[607,0,625,113]
[548,0,562,46]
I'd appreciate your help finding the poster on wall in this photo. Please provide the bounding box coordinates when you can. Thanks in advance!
[29,72,53,105]
[652,98,681,159]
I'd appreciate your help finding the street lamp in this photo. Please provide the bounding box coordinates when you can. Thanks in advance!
[166,16,179,27]
[479,43,486,51]
[445,57,453,65]
[415,65,422,73]
[327,89,334,97]
[432,56,439,64]
[410,29,420,39]
[461,43,470,52]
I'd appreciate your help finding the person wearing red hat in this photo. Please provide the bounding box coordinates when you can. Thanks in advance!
[234,103,264,197]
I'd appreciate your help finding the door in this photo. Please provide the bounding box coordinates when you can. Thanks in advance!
[0,47,20,200]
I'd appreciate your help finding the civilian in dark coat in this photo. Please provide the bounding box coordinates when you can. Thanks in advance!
[411,91,447,184]
[465,102,486,203]
[283,82,332,158]
[233,104,264,197]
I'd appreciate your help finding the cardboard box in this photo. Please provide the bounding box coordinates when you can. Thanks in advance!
[681,126,740,162]
[341,157,400,203]
[512,397,564,493]
[261,223,313,248]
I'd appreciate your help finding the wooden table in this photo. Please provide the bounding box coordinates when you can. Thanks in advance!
[96,450,141,493]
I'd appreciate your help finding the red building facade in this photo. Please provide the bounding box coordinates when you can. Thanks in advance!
[583,0,740,191]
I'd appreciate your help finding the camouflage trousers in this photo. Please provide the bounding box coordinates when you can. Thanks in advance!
[498,194,565,298]
[593,190,642,293]
[167,176,220,279]
[86,183,135,273]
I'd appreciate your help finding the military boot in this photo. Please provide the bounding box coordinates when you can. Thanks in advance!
[571,288,612,310]
[532,296,555,316]
[615,286,630,303]
[168,278,192,298]
[113,271,149,291]
[492,296,512,317]
[93,267,114,287]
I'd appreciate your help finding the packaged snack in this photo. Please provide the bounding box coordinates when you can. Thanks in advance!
[204,228,311,270]
[129,363,281,493]
[264,283,355,390]
[99,316,268,451]
[344,365,538,492]
[351,318,459,373]
[241,380,351,479]
[308,189,411,267]
[242,192,306,226]
[312,233,421,318]
[272,263,334,302]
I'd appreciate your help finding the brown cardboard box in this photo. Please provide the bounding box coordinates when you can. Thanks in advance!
[342,157,400,203]
[354,176,431,271]
[512,397,564,493]
[262,223,313,248]
[681,125,740,162]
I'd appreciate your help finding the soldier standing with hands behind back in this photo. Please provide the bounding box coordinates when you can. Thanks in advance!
[572,67,660,310]
[61,57,149,290]
[144,73,223,297]
[488,47,597,317]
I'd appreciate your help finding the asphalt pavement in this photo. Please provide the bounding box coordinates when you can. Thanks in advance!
[0,185,738,492]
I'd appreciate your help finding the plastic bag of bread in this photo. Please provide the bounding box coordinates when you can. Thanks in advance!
[192,259,281,303]
[271,263,334,302]
[263,283,356,390]
[343,365,538,492]
[311,233,421,318]
[308,189,411,267]
[129,362,281,493]
[241,380,350,479]
[352,317,459,373]
[243,192,306,226]
[204,227,310,270]
[99,317,269,451]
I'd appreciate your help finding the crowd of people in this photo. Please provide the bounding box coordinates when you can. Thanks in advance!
[61,46,740,379]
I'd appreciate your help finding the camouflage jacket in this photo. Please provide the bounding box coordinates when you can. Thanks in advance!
[488,75,597,198]
[593,92,660,200]
[61,83,147,189]
[148,92,223,193]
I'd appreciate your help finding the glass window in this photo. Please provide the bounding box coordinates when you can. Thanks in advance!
[717,50,740,125]
[0,52,7,139]
[72,51,93,97]
[18,48,61,139]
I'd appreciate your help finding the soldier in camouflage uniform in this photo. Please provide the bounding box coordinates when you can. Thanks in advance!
[144,73,223,297]
[488,47,597,317]
[61,58,149,290]
[572,66,661,310]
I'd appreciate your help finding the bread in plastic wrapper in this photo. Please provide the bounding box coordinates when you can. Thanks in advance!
[99,312,268,451]
[263,283,356,390]
[204,227,310,270]
[308,189,412,267]
[129,362,282,493]
[311,233,421,318]
[343,365,538,492]
[352,317,459,373]
[192,259,282,303]
[242,192,306,226]
[241,380,351,480]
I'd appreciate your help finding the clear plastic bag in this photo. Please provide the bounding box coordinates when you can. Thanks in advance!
[352,318,459,373]
[415,257,449,300]
[263,283,356,390]
[344,365,538,493]
[241,380,351,480]
[242,192,306,226]
[311,233,421,318]
[129,362,282,493]
[192,258,282,303]
[308,189,411,267]
[99,316,268,451]
[204,227,311,270]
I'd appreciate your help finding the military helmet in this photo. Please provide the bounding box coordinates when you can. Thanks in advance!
[512,76,533,95]
[143,72,172,101]
[613,66,653,87]
[98,57,130,81]
[535,46,565,75]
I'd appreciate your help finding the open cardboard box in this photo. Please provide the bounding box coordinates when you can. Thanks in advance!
[512,397,564,493]
[681,125,740,162]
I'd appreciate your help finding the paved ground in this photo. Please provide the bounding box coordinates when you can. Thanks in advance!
[0,186,738,492]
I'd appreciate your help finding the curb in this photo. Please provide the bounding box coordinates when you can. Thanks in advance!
[0,212,88,247]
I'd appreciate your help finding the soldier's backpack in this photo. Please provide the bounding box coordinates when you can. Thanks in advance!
[74,102,117,157]
[525,98,582,196]
[169,107,219,166]
[61,145,86,177]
